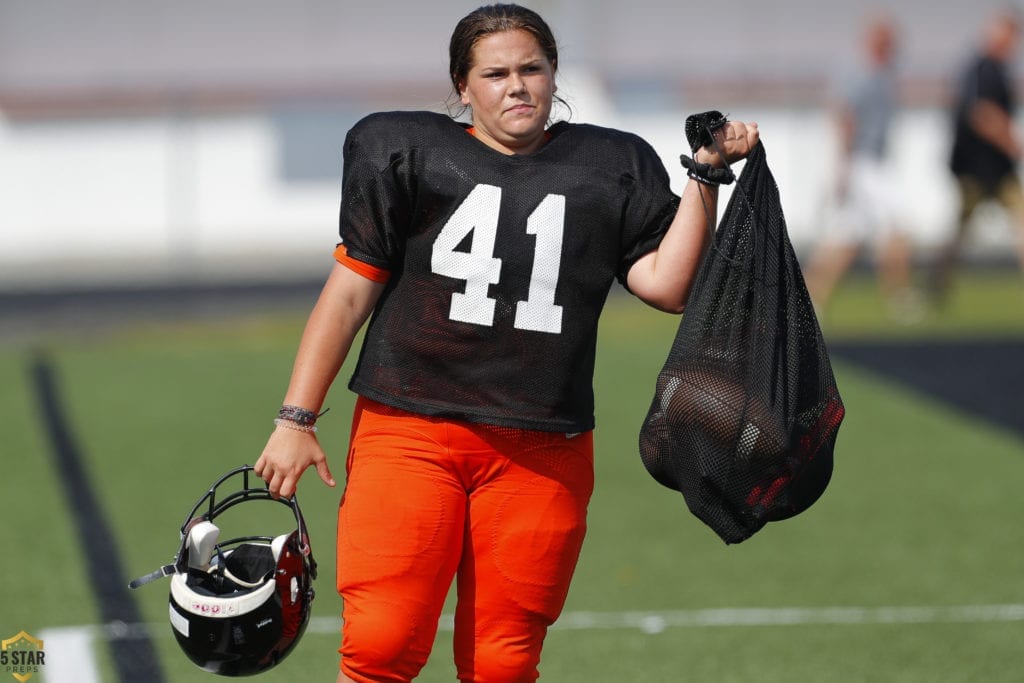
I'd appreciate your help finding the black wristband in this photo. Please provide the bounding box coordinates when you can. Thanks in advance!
[679,154,735,186]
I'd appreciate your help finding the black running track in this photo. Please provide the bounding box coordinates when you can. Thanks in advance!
[829,338,1024,440]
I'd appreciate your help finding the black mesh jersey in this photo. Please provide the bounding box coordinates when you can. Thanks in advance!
[339,110,680,432]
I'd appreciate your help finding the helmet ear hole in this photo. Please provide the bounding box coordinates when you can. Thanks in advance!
[185,521,220,571]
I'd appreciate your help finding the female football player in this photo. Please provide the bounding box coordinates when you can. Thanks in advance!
[255,4,758,681]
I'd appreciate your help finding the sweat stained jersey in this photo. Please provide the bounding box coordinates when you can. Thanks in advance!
[339,111,680,432]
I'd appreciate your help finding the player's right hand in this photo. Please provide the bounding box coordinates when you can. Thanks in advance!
[696,120,760,167]
[254,427,336,499]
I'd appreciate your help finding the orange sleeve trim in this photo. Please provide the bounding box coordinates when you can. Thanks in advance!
[333,244,391,284]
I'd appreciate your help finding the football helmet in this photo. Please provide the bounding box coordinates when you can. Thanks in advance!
[129,465,317,676]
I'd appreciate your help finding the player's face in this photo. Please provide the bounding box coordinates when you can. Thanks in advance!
[459,29,556,155]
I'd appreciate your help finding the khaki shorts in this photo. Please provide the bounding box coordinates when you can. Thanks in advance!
[955,175,1024,230]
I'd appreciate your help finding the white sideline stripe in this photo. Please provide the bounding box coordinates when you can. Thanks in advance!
[38,626,101,683]
[312,603,1024,635]
[33,604,1024,682]
[545,604,1024,633]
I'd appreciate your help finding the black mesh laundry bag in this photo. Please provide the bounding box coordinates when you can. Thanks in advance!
[639,136,845,544]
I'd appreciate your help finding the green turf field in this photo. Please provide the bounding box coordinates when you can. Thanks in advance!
[1,271,1022,682]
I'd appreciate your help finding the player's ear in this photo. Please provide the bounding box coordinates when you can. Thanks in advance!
[458,79,470,106]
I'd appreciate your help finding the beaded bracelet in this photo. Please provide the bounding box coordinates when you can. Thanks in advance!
[273,417,318,434]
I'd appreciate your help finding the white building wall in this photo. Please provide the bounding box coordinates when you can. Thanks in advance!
[0,95,1006,290]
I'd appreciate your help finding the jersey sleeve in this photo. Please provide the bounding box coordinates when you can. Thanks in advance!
[615,133,680,287]
[333,243,391,283]
[338,113,415,271]
[976,59,1012,110]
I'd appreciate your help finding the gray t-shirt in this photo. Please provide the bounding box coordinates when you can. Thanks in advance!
[833,60,897,159]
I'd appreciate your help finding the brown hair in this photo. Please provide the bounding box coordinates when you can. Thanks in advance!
[448,4,559,94]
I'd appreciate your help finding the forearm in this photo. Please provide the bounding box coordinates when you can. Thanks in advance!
[282,313,354,414]
[970,99,1022,160]
[835,106,857,156]
[282,263,385,411]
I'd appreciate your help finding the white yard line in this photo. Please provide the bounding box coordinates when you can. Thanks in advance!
[35,603,1024,682]
[37,626,101,683]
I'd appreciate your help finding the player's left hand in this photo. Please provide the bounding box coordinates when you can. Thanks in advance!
[696,120,759,167]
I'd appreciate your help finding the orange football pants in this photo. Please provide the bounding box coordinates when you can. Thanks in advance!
[337,397,594,683]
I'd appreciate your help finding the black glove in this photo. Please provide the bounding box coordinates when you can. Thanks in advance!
[684,110,730,152]
[680,110,735,186]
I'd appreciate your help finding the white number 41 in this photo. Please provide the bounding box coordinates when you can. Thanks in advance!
[431,184,565,334]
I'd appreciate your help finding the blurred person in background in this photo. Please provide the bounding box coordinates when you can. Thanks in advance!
[804,14,922,321]
[253,4,758,682]
[931,8,1024,303]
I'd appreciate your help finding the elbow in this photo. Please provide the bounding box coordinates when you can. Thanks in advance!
[660,301,687,315]
[631,280,691,314]
[643,293,688,315]
[627,265,693,314]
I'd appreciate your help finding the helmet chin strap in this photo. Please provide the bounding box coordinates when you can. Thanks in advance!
[129,564,177,590]
[130,519,222,589]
